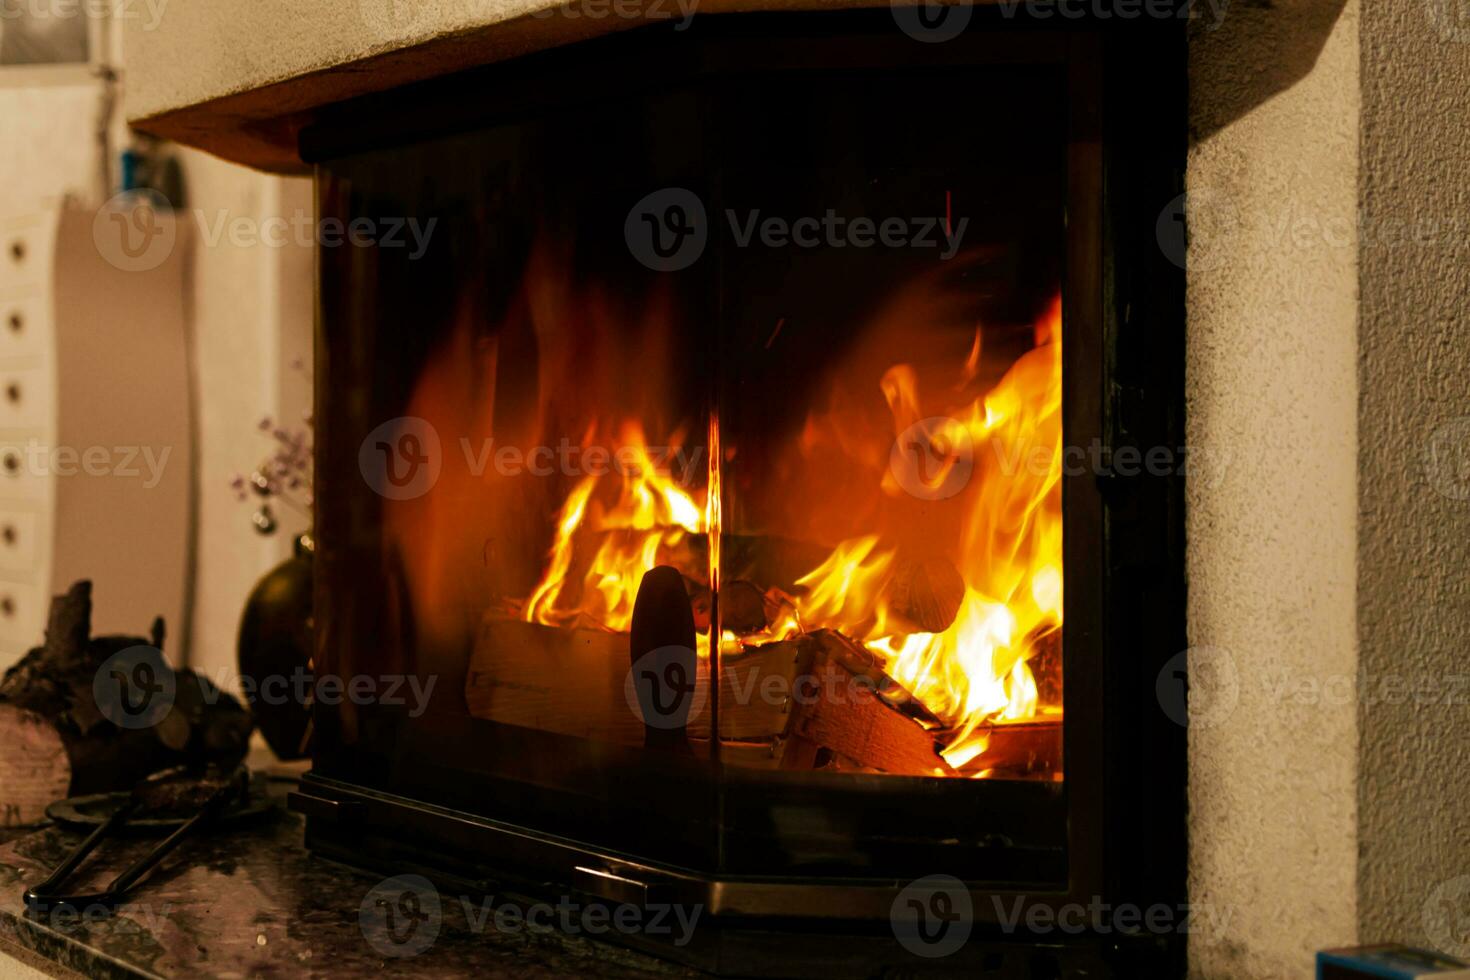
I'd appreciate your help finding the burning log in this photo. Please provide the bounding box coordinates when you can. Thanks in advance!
[465,614,955,775]
[1028,628,1063,707]
[467,619,655,747]
[738,630,955,775]
[668,534,834,594]
[953,720,1062,779]
[886,555,966,635]
[0,582,251,828]
[678,535,967,637]
[715,580,769,635]
[690,579,798,637]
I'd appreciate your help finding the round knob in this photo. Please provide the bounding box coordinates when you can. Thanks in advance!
[1,596,16,617]
[6,383,20,405]
[6,312,20,334]
[3,452,20,475]
[2,525,16,546]
[8,240,23,264]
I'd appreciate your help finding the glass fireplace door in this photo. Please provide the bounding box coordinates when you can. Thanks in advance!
[313,35,1073,886]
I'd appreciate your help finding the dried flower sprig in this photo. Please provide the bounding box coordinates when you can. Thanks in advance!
[232,412,313,535]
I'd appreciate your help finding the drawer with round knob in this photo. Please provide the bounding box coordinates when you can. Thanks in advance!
[0,290,50,362]
[0,203,189,667]
[0,440,49,502]
[0,216,53,292]
[0,510,40,573]
[0,577,45,648]
[0,368,49,430]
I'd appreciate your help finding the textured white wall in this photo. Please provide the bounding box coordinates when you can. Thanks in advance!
[176,149,313,683]
[1357,1,1470,953]
[0,83,104,211]
[124,0,637,128]
[1187,0,1361,975]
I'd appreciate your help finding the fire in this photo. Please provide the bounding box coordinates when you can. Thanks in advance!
[513,295,1063,770]
[706,410,722,595]
[380,229,1062,776]
[769,295,1062,766]
[522,420,705,633]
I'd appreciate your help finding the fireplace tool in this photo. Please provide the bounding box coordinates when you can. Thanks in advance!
[23,765,265,915]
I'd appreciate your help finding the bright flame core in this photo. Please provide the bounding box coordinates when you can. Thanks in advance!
[519,296,1063,771]
[779,295,1063,765]
[523,421,705,633]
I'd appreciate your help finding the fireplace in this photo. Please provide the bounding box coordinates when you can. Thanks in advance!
[290,13,1186,976]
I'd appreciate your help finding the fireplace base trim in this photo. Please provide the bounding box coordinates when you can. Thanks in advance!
[292,771,1045,921]
[291,773,1177,977]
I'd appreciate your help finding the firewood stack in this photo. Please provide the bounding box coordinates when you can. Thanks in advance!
[0,581,251,828]
[467,564,1062,778]
[467,616,951,773]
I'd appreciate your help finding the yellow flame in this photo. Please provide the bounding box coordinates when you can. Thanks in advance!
[786,295,1063,766]
[707,409,722,594]
[518,296,1063,772]
[523,421,704,632]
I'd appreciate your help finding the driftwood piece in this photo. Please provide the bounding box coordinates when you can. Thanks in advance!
[0,706,71,830]
[0,581,251,828]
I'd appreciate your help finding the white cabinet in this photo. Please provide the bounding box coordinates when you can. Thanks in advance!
[0,202,190,665]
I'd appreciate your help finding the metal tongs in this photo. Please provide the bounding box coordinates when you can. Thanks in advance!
[24,766,249,915]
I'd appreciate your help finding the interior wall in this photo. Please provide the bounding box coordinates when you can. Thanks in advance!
[0,83,105,212]
[1,34,314,686]
[1186,0,1361,975]
[175,148,314,684]
[0,80,107,672]
[1356,4,1470,952]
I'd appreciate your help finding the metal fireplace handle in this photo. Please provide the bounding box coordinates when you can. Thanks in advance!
[571,864,678,906]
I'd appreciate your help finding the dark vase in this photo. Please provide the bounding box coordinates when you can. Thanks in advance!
[237,533,314,760]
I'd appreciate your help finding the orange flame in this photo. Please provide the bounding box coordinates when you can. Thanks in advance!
[707,409,722,595]
[522,421,705,633]
[514,296,1063,770]
[735,295,1063,767]
[390,230,1068,775]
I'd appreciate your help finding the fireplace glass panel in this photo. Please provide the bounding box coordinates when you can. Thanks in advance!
[315,49,1070,881]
